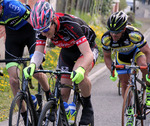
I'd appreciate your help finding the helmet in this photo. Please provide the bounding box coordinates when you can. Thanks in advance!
[107,11,128,32]
[30,0,55,31]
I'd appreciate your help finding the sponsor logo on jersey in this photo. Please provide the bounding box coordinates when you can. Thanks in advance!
[76,37,87,45]
[9,18,19,25]
[124,39,130,45]
[61,66,69,72]
[36,40,46,45]
[102,35,111,46]
[129,32,142,42]
[113,44,135,52]
[112,43,119,47]
[9,3,21,14]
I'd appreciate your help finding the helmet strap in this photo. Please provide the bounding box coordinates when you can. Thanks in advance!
[52,19,57,34]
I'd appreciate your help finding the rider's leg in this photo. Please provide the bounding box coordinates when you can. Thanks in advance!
[73,56,94,125]
[33,72,50,100]
[7,64,27,113]
[136,55,150,106]
[118,74,130,98]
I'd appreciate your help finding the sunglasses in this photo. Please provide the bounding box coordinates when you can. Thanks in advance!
[38,24,51,33]
[109,30,123,34]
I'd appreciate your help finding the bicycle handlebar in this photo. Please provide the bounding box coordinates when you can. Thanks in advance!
[34,69,71,75]
[0,58,30,63]
[111,62,148,77]
[115,65,147,70]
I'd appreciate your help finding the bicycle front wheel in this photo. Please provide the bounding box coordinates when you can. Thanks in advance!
[38,100,62,126]
[122,85,141,126]
[9,93,35,126]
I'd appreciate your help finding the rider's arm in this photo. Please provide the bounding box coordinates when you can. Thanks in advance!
[103,49,113,71]
[140,43,150,64]
[77,41,93,70]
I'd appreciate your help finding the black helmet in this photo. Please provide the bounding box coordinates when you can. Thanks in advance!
[107,11,128,32]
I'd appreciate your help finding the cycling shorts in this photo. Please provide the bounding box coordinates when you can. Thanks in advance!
[116,47,144,75]
[5,23,36,69]
[57,44,99,78]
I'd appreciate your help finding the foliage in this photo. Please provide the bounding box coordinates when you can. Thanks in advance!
[101,0,112,16]
[127,11,135,23]
[119,0,127,10]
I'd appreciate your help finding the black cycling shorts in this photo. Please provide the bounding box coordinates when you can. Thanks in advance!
[5,23,36,64]
[57,44,99,72]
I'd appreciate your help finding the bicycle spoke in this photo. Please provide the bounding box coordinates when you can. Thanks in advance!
[38,101,57,126]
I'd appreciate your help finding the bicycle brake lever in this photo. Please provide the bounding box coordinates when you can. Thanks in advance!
[28,79,34,89]
[72,71,78,85]
[111,62,115,77]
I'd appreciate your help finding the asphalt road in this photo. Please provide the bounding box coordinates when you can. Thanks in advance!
[0,2,150,126]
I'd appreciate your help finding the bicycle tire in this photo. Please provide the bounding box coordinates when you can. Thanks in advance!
[118,80,122,96]
[38,100,62,126]
[9,92,35,126]
[122,85,143,126]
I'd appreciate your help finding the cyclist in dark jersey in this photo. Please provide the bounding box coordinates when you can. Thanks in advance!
[23,0,99,125]
[0,0,50,122]
[101,11,150,125]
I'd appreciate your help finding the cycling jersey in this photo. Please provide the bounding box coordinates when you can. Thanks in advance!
[101,25,146,54]
[36,13,97,49]
[36,13,98,77]
[101,25,146,74]
[0,0,30,30]
[5,23,36,65]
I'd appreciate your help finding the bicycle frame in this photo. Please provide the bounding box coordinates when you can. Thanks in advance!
[35,69,83,126]
[0,58,43,126]
[112,60,148,125]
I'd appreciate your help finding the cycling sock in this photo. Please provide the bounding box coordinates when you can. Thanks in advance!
[21,111,27,124]
[79,95,94,125]
[21,111,31,126]
[82,95,91,106]
[45,89,51,101]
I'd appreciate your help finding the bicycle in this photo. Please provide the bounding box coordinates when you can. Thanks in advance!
[0,58,45,126]
[35,69,94,126]
[111,60,150,126]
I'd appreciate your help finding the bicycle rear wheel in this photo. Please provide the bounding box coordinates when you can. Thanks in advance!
[9,93,35,126]
[38,100,62,126]
[122,85,143,126]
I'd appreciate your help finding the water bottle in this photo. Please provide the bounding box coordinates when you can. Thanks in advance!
[63,102,70,120]
[69,102,76,124]
[31,95,37,108]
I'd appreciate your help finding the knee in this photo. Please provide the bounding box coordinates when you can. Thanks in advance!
[9,77,19,87]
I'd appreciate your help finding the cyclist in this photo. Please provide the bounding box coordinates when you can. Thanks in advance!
[101,11,150,125]
[0,0,50,123]
[23,0,99,125]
